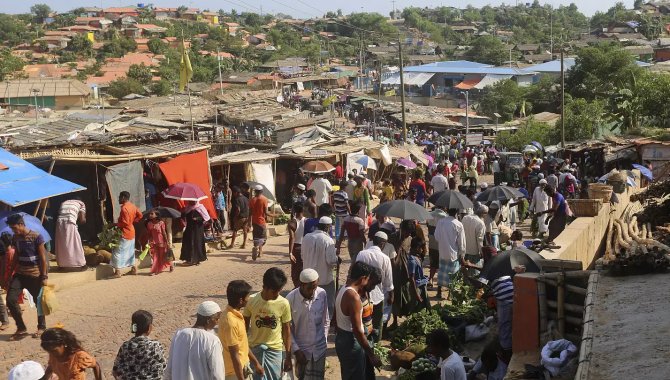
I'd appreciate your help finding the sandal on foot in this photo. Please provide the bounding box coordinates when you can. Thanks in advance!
[32,329,45,339]
[9,330,28,341]
[0,323,10,331]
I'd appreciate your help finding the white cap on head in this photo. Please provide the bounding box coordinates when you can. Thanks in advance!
[254,185,263,191]
[539,179,548,185]
[480,182,488,189]
[319,216,333,225]
[538,173,545,179]
[299,268,319,283]
[374,231,388,240]
[297,184,305,190]
[197,301,221,317]
[9,361,45,380]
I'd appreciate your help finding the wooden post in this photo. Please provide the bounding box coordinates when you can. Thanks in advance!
[34,159,56,217]
[557,272,566,336]
[537,278,548,344]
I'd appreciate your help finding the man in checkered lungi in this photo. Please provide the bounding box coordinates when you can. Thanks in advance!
[434,208,466,299]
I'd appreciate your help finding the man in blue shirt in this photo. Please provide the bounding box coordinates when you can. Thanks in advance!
[213,183,226,234]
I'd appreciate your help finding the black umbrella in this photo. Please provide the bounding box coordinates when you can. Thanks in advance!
[244,181,276,201]
[372,200,433,222]
[476,186,525,203]
[428,190,473,210]
[545,157,564,167]
[142,206,182,219]
[480,247,544,282]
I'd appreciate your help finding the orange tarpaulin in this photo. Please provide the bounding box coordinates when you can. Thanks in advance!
[454,78,482,90]
[159,150,216,219]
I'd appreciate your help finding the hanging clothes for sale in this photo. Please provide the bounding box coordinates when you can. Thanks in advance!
[105,161,146,219]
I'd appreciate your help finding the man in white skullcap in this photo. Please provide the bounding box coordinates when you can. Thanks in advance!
[8,361,45,380]
[355,231,394,340]
[166,301,225,380]
[249,185,269,260]
[286,269,330,380]
[530,178,551,238]
[301,216,340,317]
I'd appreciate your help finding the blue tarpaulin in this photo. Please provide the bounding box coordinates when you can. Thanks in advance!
[0,148,86,206]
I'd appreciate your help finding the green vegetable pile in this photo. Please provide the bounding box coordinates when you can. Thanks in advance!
[411,358,437,373]
[373,343,390,366]
[390,308,449,349]
[435,272,491,325]
[97,223,122,250]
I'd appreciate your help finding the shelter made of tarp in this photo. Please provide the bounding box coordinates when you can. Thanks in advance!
[0,148,85,207]
[382,72,435,86]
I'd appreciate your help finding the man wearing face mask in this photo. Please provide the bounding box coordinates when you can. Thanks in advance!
[285,269,329,380]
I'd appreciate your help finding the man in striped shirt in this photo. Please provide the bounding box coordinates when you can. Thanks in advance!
[481,265,525,354]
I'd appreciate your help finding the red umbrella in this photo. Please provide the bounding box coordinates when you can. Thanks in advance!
[162,182,208,201]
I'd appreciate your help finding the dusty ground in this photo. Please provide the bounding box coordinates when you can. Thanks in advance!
[588,273,670,380]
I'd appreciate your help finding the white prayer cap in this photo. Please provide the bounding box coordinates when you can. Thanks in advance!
[539,179,548,185]
[538,173,545,179]
[297,184,305,190]
[8,361,45,380]
[480,182,488,189]
[254,185,263,191]
[196,301,221,317]
[319,216,333,225]
[476,205,489,214]
[374,231,388,241]
[299,268,319,283]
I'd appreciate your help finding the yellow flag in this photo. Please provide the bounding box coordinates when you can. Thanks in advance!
[179,38,193,92]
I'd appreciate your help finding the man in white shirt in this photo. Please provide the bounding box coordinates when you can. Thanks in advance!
[492,157,501,185]
[301,216,340,317]
[356,231,394,338]
[286,269,330,380]
[461,205,486,274]
[308,174,332,206]
[166,301,225,380]
[430,166,449,194]
[435,209,466,299]
[427,329,466,380]
[530,179,551,238]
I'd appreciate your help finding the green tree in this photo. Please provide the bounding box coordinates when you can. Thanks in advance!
[496,119,553,152]
[0,49,24,80]
[466,35,508,65]
[148,38,168,54]
[107,77,146,98]
[0,14,29,46]
[127,63,153,85]
[478,79,526,122]
[555,97,606,142]
[638,71,670,128]
[634,0,644,8]
[30,4,52,23]
[151,79,172,95]
[67,34,93,55]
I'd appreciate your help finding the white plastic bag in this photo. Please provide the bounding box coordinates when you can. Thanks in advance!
[281,371,294,380]
[465,323,490,342]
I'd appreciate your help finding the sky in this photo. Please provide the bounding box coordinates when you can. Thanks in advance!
[13,0,633,18]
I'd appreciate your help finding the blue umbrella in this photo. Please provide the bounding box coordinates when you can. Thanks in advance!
[0,211,51,241]
[355,155,378,170]
[420,140,435,145]
[598,172,637,187]
[530,141,544,152]
[632,164,653,181]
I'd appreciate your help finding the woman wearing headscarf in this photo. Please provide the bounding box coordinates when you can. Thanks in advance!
[180,200,210,266]
[388,220,417,329]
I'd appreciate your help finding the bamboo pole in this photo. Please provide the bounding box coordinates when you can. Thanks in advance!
[548,311,582,326]
[557,272,566,336]
[537,279,548,340]
[547,300,585,314]
[537,278,588,296]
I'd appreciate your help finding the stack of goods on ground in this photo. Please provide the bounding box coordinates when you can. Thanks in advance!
[386,274,492,379]
[599,179,670,274]
[83,224,120,266]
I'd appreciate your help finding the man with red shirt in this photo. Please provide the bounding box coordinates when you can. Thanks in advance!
[334,161,344,180]
[249,185,269,261]
[409,171,427,207]
[111,191,143,278]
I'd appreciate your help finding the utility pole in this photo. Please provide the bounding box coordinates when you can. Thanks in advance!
[217,48,224,96]
[392,0,396,19]
[560,47,565,148]
[398,36,407,143]
[550,6,553,57]
[31,89,40,125]
[464,90,470,137]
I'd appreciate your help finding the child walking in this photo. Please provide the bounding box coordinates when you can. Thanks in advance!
[144,210,173,275]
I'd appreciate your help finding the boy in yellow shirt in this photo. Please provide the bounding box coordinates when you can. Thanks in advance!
[219,280,263,380]
[244,268,292,380]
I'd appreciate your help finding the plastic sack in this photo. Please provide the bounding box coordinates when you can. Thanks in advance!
[281,371,294,380]
[465,323,490,342]
[40,285,58,316]
[138,244,150,261]
[540,339,578,376]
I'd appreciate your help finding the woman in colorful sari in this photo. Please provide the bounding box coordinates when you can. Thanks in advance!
[144,209,173,275]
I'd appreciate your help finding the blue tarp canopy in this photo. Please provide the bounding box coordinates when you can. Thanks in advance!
[0,148,86,206]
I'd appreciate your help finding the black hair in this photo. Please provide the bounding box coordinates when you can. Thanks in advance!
[349,201,363,215]
[400,219,416,237]
[41,328,84,356]
[350,261,381,281]
[262,267,287,291]
[305,189,316,198]
[410,236,424,251]
[426,328,451,351]
[317,203,333,217]
[292,202,304,213]
[447,208,459,217]
[227,280,253,308]
[120,191,130,199]
[6,214,24,226]
[131,310,153,337]
[0,232,12,247]
[340,179,349,187]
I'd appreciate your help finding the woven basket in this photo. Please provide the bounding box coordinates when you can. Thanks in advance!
[588,183,613,202]
[606,180,626,194]
[568,199,603,217]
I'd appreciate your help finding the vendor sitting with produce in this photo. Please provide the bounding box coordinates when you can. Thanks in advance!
[426,328,466,380]
[467,339,508,380]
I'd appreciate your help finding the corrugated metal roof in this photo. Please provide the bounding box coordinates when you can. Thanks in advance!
[404,63,535,76]
[210,148,279,165]
[106,140,208,155]
[382,72,435,86]
[0,79,91,98]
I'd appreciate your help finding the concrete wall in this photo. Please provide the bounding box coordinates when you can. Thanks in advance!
[544,185,637,269]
